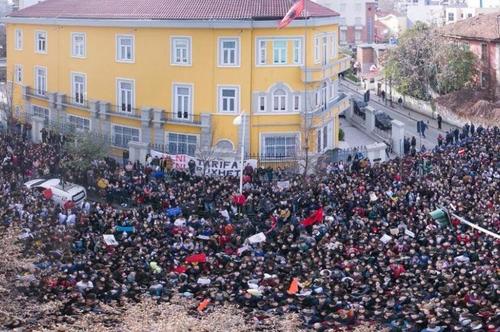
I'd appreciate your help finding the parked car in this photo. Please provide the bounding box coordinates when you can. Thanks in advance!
[352,98,367,119]
[24,178,87,207]
[375,111,393,131]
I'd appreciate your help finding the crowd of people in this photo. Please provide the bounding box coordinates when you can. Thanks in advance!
[0,123,498,331]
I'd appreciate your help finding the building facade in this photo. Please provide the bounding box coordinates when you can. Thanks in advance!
[315,0,377,46]
[441,12,500,100]
[4,0,350,160]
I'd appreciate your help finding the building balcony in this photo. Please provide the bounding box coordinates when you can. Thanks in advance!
[307,92,349,119]
[301,56,351,83]
[60,95,90,110]
[163,112,202,126]
[23,86,49,101]
[106,104,142,120]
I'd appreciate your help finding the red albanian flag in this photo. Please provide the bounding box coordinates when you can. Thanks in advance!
[278,0,305,29]
[301,208,324,227]
[42,188,53,200]
[185,253,207,264]
[232,194,246,206]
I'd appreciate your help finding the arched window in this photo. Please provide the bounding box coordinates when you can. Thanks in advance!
[215,139,234,152]
[272,89,287,112]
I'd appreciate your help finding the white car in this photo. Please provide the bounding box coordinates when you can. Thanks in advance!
[24,178,87,207]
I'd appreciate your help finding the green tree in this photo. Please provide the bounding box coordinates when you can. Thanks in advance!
[433,43,477,95]
[383,22,477,101]
[62,131,108,174]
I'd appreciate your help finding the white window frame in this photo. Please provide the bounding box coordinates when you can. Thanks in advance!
[34,66,47,96]
[328,81,335,100]
[340,30,347,44]
[172,83,193,121]
[330,33,337,58]
[15,64,23,84]
[261,132,299,159]
[166,132,198,156]
[67,114,90,132]
[293,95,300,111]
[171,36,192,66]
[116,78,135,113]
[272,89,287,112]
[71,32,86,58]
[112,124,140,149]
[273,40,287,65]
[355,30,362,43]
[256,37,302,66]
[71,72,87,106]
[258,40,267,65]
[258,96,266,112]
[116,34,135,63]
[218,37,240,67]
[217,85,240,114]
[15,29,23,51]
[314,36,321,64]
[293,40,302,65]
[32,105,50,124]
[35,30,47,54]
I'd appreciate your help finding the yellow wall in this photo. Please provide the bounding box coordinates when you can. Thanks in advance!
[7,21,346,155]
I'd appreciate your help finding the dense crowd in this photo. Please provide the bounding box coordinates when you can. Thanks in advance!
[0,124,498,331]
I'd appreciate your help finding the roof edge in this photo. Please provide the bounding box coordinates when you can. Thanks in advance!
[1,16,340,29]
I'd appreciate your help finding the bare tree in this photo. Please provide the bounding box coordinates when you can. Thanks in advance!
[195,121,219,175]
[0,71,16,132]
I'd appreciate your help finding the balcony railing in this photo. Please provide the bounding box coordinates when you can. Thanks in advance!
[108,104,142,119]
[25,86,49,100]
[301,56,351,83]
[308,92,348,116]
[163,112,202,125]
[62,95,89,109]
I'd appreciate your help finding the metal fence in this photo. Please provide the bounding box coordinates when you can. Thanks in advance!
[373,126,392,141]
[351,112,366,127]
[317,146,368,164]
[247,154,302,173]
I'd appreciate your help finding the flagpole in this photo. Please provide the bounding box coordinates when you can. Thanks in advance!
[303,0,309,170]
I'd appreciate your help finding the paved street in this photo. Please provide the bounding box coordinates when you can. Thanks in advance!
[339,80,458,149]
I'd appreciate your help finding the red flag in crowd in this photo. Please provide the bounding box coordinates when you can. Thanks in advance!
[42,188,53,200]
[278,0,305,29]
[172,266,188,274]
[301,208,324,227]
[185,253,207,264]
[232,194,246,206]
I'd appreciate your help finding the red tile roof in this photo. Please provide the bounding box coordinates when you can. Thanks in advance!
[439,12,500,42]
[10,0,339,20]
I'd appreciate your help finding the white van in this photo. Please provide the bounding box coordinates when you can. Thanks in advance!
[24,178,87,207]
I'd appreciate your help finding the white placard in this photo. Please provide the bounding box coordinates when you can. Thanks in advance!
[380,234,392,244]
[247,232,266,244]
[103,234,118,246]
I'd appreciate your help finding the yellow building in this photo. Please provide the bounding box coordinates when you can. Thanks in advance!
[4,0,350,161]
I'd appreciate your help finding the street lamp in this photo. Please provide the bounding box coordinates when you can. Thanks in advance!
[233,111,245,194]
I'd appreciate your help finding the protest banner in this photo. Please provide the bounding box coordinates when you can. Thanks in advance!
[277,181,290,190]
[103,234,118,246]
[150,150,257,177]
[380,234,392,244]
[247,232,266,244]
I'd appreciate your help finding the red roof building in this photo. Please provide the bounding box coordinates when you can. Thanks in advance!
[10,0,338,21]
[440,12,500,101]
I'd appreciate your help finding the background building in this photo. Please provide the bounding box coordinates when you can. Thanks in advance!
[440,12,500,100]
[4,0,350,161]
[315,0,377,46]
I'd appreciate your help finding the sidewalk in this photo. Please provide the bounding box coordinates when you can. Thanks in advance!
[340,79,459,132]
[340,118,378,148]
